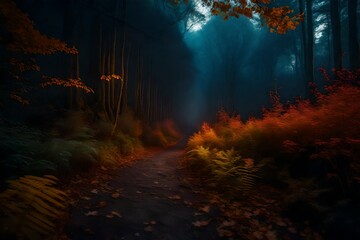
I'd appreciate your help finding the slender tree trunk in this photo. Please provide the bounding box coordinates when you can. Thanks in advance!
[112,0,127,134]
[330,0,342,69]
[74,53,81,109]
[348,0,359,69]
[135,50,142,117]
[98,24,102,105]
[122,45,131,113]
[107,52,113,120]
[306,0,314,83]
[63,0,76,109]
[101,49,107,118]
[147,75,151,122]
[299,0,307,81]
[111,27,117,111]
[326,11,332,69]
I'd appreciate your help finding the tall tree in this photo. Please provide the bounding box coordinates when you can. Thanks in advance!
[330,0,342,69]
[348,0,359,70]
[298,0,307,81]
[306,0,314,84]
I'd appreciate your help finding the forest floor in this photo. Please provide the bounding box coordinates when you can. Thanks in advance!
[64,141,322,240]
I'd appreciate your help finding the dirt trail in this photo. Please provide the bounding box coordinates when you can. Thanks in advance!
[67,143,219,240]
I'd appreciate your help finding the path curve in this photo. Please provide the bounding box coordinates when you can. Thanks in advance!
[67,143,219,240]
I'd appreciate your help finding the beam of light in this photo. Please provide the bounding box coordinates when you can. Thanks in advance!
[187,1,211,32]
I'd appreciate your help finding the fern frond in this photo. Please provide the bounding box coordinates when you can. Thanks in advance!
[0,175,68,239]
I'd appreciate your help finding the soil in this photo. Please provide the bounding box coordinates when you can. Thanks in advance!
[66,142,220,240]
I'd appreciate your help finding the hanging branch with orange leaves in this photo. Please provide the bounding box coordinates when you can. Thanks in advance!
[41,76,94,94]
[181,0,303,34]
[0,0,77,54]
[0,0,93,106]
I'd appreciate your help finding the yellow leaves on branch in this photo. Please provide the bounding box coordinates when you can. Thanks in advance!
[0,0,77,55]
[41,76,94,93]
[183,0,303,34]
[10,92,30,105]
[100,74,122,82]
[9,58,40,72]
[261,6,304,34]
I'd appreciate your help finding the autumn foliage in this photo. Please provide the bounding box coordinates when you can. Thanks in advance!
[0,0,91,105]
[0,0,77,55]
[186,68,360,194]
[41,76,94,94]
[184,0,303,33]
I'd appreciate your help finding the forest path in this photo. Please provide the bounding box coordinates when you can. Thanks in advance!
[66,141,220,240]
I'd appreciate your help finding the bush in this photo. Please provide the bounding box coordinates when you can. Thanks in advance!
[160,119,182,143]
[114,132,143,155]
[185,68,360,199]
[142,123,169,147]
[118,110,143,138]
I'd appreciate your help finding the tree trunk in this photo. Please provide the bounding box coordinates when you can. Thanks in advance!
[299,0,307,82]
[348,0,359,69]
[306,0,314,83]
[330,0,342,69]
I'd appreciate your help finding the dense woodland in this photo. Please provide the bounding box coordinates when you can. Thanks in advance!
[0,0,359,239]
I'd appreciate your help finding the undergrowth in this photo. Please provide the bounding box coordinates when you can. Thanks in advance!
[0,175,67,240]
[186,146,261,196]
[0,108,181,238]
[185,68,360,237]
[0,109,181,181]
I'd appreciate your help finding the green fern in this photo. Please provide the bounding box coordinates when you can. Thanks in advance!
[0,175,68,239]
[186,145,211,160]
[185,147,261,195]
[212,149,260,193]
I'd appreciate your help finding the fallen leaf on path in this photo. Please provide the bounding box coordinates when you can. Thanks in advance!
[154,181,159,184]
[244,212,252,219]
[97,201,107,208]
[184,200,192,206]
[136,191,142,194]
[101,166,107,171]
[253,231,263,239]
[217,228,234,237]
[265,231,277,240]
[111,192,120,199]
[275,220,287,227]
[84,228,94,234]
[81,196,91,200]
[91,189,99,194]
[106,211,122,218]
[253,209,261,215]
[192,220,210,227]
[111,211,122,218]
[168,195,181,200]
[199,205,210,213]
[144,225,154,232]
[219,220,236,227]
[85,211,98,216]
[149,220,157,225]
